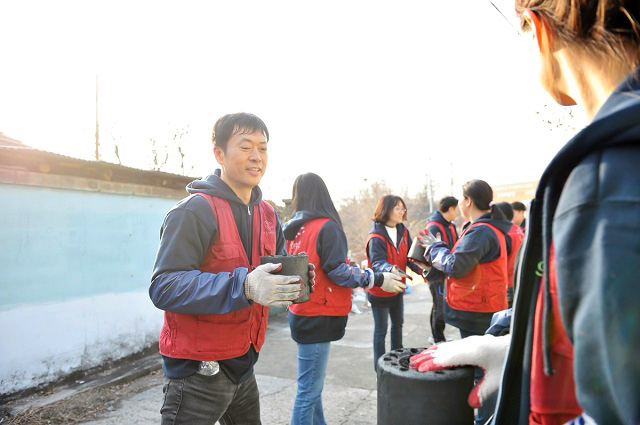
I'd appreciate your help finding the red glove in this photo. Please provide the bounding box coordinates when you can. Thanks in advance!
[409,334,511,408]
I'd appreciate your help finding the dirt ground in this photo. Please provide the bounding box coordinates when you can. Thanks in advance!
[1,370,163,425]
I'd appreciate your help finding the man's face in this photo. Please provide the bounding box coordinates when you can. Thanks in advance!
[512,209,525,226]
[445,205,459,222]
[214,130,268,192]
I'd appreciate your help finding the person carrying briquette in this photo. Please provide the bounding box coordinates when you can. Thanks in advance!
[496,202,525,307]
[411,1,640,423]
[417,180,512,425]
[149,112,315,425]
[420,196,459,344]
[366,195,423,371]
[284,173,404,425]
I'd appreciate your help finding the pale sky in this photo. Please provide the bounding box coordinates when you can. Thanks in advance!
[0,0,582,205]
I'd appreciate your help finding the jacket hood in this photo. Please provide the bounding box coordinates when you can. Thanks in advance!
[186,169,263,206]
[428,210,450,226]
[535,68,640,377]
[283,210,330,240]
[473,214,513,236]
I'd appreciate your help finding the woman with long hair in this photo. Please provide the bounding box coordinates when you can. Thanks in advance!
[413,1,640,423]
[284,173,403,425]
[365,195,423,370]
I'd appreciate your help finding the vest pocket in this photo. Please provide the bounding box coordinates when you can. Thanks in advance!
[195,313,251,352]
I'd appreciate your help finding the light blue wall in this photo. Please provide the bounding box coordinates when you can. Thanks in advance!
[0,183,181,311]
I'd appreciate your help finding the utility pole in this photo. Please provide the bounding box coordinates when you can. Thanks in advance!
[95,75,100,161]
[450,161,454,195]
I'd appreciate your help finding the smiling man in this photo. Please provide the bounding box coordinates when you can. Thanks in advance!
[149,113,311,424]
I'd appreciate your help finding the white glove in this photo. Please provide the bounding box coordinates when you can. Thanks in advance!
[380,272,406,293]
[243,263,302,308]
[409,334,511,408]
[417,230,442,251]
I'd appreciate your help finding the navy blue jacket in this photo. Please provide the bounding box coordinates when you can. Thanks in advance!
[149,169,286,383]
[425,210,458,282]
[367,222,422,275]
[427,214,513,334]
[494,70,640,424]
[283,211,382,343]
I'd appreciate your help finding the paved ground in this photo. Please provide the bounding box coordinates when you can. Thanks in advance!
[6,280,462,424]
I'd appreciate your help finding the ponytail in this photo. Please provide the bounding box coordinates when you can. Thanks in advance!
[489,203,506,221]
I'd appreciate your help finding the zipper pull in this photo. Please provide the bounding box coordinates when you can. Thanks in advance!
[248,205,251,216]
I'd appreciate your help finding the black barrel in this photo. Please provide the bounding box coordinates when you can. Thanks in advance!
[377,347,474,425]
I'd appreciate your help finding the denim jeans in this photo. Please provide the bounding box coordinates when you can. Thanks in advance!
[161,369,260,425]
[370,295,404,371]
[290,342,331,425]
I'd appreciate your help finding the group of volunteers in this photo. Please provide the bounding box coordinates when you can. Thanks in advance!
[149,0,640,424]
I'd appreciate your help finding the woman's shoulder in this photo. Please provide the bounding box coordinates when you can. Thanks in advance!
[558,144,640,219]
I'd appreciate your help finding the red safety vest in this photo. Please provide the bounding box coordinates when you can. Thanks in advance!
[426,220,458,248]
[529,244,581,424]
[507,223,525,289]
[287,218,352,316]
[365,227,409,298]
[158,194,277,361]
[446,222,508,313]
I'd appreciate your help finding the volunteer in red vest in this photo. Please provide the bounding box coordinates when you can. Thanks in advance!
[366,195,423,370]
[419,180,512,425]
[496,202,525,307]
[421,196,459,343]
[284,173,403,425]
[511,201,527,233]
[420,180,512,339]
[149,113,314,425]
[411,2,640,423]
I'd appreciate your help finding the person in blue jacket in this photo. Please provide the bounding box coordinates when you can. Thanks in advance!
[366,195,423,370]
[149,113,312,425]
[423,180,512,339]
[284,173,403,425]
[413,2,640,423]
[492,2,640,423]
[422,196,459,343]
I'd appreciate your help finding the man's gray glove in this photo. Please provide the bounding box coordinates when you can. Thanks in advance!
[380,272,406,293]
[244,263,302,308]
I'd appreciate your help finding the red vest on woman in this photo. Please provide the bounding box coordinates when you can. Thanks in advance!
[365,227,409,298]
[287,218,352,317]
[506,223,525,289]
[530,244,581,424]
[446,222,508,313]
[159,194,277,361]
[426,220,458,248]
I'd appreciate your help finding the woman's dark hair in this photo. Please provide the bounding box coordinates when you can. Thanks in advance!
[462,180,506,220]
[212,112,269,152]
[291,173,342,227]
[371,195,408,223]
[496,202,515,221]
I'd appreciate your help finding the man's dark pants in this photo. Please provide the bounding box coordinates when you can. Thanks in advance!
[428,278,446,343]
[161,369,260,425]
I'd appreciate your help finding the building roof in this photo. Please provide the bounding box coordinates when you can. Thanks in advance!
[0,132,197,192]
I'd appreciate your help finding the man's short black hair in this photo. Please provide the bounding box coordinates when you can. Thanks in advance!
[496,202,514,221]
[212,112,269,152]
[511,201,526,212]
[439,196,459,213]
